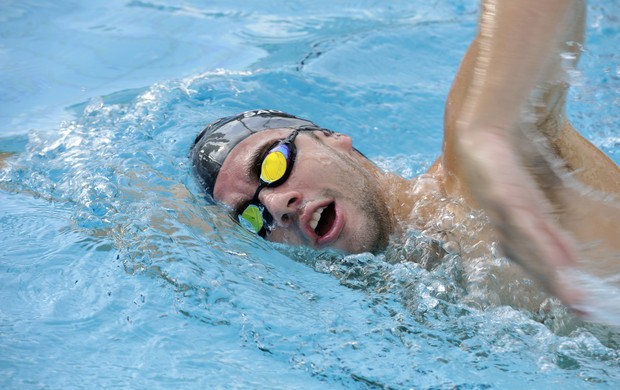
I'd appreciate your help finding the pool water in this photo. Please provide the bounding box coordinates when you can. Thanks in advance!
[1,0,619,388]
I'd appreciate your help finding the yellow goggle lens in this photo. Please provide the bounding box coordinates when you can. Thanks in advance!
[261,150,288,183]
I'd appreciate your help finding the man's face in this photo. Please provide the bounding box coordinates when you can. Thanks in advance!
[213,128,392,253]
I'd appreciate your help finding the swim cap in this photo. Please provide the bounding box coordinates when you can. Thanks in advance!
[191,109,321,197]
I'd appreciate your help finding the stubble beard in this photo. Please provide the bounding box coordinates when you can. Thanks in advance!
[326,165,393,254]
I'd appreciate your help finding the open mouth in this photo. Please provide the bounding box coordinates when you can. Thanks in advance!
[309,202,336,237]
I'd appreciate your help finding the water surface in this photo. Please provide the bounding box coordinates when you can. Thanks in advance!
[1,0,619,388]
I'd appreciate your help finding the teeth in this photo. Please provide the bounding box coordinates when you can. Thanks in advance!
[310,207,325,231]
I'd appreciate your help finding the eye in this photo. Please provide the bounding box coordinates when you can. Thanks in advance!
[240,204,264,234]
[252,140,280,179]
[261,144,290,183]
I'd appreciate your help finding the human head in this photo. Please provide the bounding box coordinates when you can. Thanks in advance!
[191,109,322,197]
[191,109,393,253]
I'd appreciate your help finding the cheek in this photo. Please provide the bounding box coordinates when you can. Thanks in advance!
[213,171,250,206]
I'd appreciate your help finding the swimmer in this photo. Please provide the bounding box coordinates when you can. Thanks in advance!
[191,0,620,318]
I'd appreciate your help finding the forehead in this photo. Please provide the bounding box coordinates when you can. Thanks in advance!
[212,127,292,205]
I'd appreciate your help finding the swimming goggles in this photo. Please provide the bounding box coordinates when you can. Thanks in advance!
[238,127,331,237]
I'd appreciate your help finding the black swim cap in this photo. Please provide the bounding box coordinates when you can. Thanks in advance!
[191,109,321,197]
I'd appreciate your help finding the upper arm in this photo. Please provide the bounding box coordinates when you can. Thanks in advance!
[438,0,586,196]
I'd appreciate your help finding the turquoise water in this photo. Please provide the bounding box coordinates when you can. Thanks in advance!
[1,0,619,388]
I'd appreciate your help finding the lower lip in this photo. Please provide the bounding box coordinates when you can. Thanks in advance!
[315,202,344,247]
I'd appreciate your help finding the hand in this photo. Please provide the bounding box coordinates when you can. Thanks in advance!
[456,121,586,315]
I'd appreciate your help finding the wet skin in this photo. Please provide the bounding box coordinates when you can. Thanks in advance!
[212,0,620,318]
[444,0,620,313]
[213,128,393,254]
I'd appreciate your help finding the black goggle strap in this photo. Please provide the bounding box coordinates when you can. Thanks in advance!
[239,131,300,236]
[258,126,335,186]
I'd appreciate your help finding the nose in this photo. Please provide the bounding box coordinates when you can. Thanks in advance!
[259,188,303,228]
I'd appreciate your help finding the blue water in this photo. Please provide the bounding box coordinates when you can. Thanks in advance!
[1,0,619,388]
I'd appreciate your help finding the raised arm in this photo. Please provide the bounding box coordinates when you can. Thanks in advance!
[441,0,619,196]
[441,0,587,195]
[435,0,620,318]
